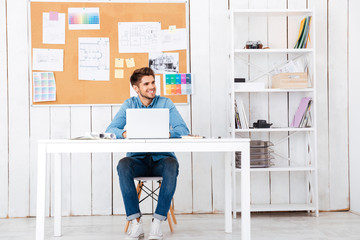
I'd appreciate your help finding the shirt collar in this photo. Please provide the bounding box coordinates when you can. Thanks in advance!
[136,95,158,108]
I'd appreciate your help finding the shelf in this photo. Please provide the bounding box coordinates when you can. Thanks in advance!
[235,203,316,212]
[235,128,315,132]
[235,166,315,172]
[234,88,314,93]
[232,9,313,17]
[234,48,313,54]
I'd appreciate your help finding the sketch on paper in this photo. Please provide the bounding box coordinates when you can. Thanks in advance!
[149,52,179,74]
[78,38,110,81]
[118,22,161,53]
[33,48,64,71]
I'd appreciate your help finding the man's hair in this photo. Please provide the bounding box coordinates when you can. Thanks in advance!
[130,67,155,86]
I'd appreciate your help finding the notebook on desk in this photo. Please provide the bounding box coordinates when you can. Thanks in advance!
[126,108,169,139]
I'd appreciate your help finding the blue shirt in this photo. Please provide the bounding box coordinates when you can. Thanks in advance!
[105,95,190,161]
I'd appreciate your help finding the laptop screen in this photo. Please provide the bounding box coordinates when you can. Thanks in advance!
[126,108,169,139]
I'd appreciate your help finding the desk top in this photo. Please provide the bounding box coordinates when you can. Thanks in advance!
[38,138,250,153]
[39,138,250,144]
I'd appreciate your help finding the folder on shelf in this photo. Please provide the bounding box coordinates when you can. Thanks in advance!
[290,97,312,128]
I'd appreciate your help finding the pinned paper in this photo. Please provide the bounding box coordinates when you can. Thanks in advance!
[33,72,56,102]
[115,69,124,79]
[126,58,135,68]
[115,58,124,68]
[169,25,176,33]
[49,11,59,21]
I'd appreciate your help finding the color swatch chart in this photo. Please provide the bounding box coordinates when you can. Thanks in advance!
[68,8,100,30]
[33,72,56,102]
[164,73,192,95]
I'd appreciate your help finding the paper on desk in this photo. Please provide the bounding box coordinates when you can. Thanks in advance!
[130,75,161,97]
[118,22,161,53]
[78,37,110,81]
[43,12,65,44]
[33,48,64,71]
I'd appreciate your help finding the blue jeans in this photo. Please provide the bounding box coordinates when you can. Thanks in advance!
[117,155,179,221]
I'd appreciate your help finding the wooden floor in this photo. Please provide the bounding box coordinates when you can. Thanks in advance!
[1,212,360,239]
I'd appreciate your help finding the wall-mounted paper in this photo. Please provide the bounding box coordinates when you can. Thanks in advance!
[43,12,65,44]
[159,28,187,51]
[163,73,192,95]
[115,58,124,68]
[49,11,58,21]
[33,72,56,102]
[68,8,100,30]
[115,69,124,79]
[130,75,161,97]
[149,52,179,74]
[33,48,64,71]
[118,22,161,53]
[125,58,135,68]
[79,37,110,81]
[169,25,176,33]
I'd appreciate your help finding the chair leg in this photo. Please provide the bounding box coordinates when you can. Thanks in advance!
[167,212,174,232]
[170,199,177,224]
[124,181,143,233]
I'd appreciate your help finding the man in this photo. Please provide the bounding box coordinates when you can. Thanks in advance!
[106,67,190,240]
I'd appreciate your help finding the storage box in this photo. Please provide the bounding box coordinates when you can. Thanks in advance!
[271,72,308,88]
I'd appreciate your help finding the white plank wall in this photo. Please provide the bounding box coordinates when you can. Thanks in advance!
[0,0,356,218]
[348,0,360,215]
[310,0,330,211]
[7,0,30,217]
[209,0,229,212]
[0,0,9,219]
[328,0,349,210]
[91,107,112,215]
[190,0,213,213]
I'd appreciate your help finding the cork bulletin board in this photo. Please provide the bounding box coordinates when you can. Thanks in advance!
[30,1,188,105]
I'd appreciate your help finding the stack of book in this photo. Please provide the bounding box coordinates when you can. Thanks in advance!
[234,99,248,129]
[294,16,312,49]
[290,97,313,128]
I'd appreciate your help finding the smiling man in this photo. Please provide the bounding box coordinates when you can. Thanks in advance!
[106,67,189,240]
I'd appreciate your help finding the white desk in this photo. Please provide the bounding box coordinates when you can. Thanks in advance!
[36,138,250,240]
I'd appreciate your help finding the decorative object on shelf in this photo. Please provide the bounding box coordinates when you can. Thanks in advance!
[291,97,312,128]
[236,140,274,168]
[245,40,263,49]
[294,16,312,49]
[252,119,272,128]
[271,72,308,88]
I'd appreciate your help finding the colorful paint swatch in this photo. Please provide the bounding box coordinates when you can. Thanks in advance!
[68,8,100,30]
[163,73,192,95]
[33,72,56,103]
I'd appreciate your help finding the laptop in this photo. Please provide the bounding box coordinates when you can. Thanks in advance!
[126,108,169,139]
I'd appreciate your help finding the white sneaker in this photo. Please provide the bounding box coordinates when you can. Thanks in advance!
[148,218,163,240]
[126,219,144,240]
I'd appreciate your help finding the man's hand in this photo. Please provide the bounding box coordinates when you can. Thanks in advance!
[122,131,127,138]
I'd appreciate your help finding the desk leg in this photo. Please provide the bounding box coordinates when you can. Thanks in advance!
[241,144,251,240]
[54,153,62,237]
[224,152,232,233]
[36,144,47,240]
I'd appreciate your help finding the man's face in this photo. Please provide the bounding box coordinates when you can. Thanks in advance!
[133,75,156,100]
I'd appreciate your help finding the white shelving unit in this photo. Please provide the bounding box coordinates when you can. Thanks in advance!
[229,8,319,216]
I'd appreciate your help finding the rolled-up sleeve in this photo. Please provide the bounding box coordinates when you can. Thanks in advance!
[105,101,129,139]
[168,100,190,138]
